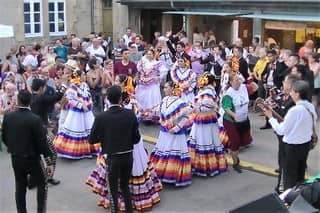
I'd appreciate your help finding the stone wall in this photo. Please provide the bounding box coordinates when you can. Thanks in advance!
[112,1,129,42]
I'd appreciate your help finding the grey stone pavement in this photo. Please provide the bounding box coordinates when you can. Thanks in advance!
[0,112,319,213]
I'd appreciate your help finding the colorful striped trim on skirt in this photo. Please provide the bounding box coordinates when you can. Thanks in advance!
[187,139,228,177]
[53,135,100,159]
[86,155,162,211]
[150,148,192,187]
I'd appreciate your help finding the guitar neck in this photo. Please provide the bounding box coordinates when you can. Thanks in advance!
[256,100,283,122]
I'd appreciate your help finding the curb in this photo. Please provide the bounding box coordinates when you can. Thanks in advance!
[142,135,312,179]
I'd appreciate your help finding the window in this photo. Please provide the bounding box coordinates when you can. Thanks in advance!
[48,0,66,36]
[24,0,42,37]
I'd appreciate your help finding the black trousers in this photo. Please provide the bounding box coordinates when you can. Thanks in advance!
[11,155,48,213]
[107,152,133,213]
[29,133,55,187]
[46,133,57,179]
[283,142,310,190]
[275,135,285,192]
[257,80,266,99]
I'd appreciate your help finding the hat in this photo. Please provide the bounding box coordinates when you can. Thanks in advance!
[65,59,80,71]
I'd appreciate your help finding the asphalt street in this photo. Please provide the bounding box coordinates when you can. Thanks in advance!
[0,112,319,212]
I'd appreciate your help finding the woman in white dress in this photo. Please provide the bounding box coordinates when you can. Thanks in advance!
[135,49,167,123]
[150,81,193,186]
[53,60,100,159]
[170,58,197,105]
[188,72,228,177]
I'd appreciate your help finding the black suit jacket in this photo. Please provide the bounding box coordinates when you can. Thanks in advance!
[31,90,63,125]
[89,106,140,155]
[1,108,51,158]
[166,40,191,66]
[239,57,249,81]
[262,61,286,89]
[200,53,222,76]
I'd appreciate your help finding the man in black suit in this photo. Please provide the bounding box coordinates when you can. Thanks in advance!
[233,46,249,82]
[263,50,287,90]
[166,39,191,66]
[260,50,287,130]
[30,78,66,186]
[89,85,140,213]
[31,78,66,126]
[2,90,53,213]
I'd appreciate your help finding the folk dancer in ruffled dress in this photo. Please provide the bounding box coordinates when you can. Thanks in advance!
[135,49,168,123]
[170,58,197,105]
[150,82,193,186]
[53,60,100,159]
[187,72,228,177]
[86,74,162,211]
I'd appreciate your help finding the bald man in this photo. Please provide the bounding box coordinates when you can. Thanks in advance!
[298,40,314,58]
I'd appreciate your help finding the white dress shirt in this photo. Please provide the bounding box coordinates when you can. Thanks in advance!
[22,54,38,68]
[86,45,106,65]
[269,100,317,144]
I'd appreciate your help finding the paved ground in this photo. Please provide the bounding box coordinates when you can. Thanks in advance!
[0,150,277,213]
[0,112,319,212]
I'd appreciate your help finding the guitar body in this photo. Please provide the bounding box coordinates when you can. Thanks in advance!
[255,97,284,122]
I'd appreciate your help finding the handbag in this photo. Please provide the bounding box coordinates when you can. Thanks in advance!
[302,104,318,149]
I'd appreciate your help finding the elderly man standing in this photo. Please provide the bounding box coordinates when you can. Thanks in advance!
[87,37,106,65]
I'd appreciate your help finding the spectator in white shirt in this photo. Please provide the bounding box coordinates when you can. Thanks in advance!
[233,38,248,59]
[86,38,106,65]
[22,47,38,69]
[122,27,133,46]
[264,80,317,190]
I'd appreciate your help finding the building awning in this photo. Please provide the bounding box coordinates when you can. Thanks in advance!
[264,21,307,30]
[163,10,249,16]
[239,13,320,22]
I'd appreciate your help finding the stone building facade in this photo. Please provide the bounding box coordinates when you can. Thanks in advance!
[0,0,106,59]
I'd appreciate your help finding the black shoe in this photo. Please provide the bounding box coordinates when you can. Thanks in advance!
[260,125,272,130]
[236,156,240,164]
[47,178,60,186]
[233,164,242,173]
